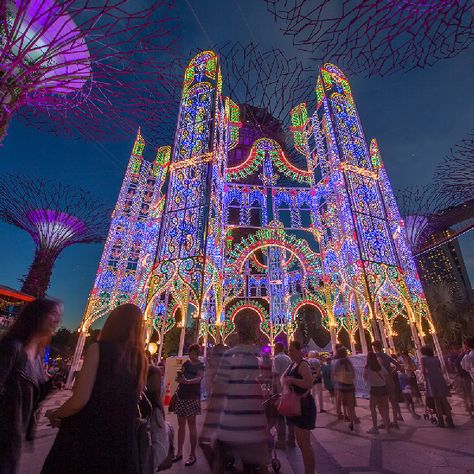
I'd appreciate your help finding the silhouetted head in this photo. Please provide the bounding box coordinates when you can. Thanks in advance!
[365,351,381,371]
[234,310,260,344]
[2,297,62,347]
[99,303,147,392]
[420,345,434,357]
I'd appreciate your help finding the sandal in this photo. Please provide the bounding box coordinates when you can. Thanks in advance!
[172,454,183,463]
[185,455,196,467]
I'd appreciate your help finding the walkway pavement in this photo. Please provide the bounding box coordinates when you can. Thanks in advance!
[20,390,474,474]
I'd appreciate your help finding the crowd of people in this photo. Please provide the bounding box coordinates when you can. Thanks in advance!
[1,299,473,474]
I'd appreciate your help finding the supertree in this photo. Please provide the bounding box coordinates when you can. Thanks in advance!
[0,0,178,143]
[264,0,474,77]
[0,175,110,297]
[395,184,466,256]
[141,42,318,146]
[435,129,474,202]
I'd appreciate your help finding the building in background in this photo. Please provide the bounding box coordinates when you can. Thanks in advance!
[0,285,35,334]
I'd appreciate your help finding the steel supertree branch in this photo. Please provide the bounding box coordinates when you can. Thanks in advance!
[141,42,318,145]
[0,0,178,143]
[0,174,110,297]
[435,129,474,202]
[395,184,465,255]
[264,0,474,77]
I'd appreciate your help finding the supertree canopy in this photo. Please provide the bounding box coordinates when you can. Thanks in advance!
[436,129,474,202]
[0,174,110,297]
[0,0,177,142]
[265,0,474,76]
[396,184,471,256]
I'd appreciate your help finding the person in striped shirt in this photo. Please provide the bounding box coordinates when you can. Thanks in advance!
[203,310,269,473]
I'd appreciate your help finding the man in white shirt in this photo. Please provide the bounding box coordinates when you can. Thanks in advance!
[272,342,295,449]
[461,337,474,382]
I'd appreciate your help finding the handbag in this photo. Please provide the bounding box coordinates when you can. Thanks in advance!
[278,387,302,417]
[168,392,177,413]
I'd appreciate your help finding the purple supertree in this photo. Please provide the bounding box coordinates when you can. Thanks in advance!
[0,175,110,297]
[265,0,474,77]
[435,129,474,202]
[396,184,468,256]
[0,0,178,143]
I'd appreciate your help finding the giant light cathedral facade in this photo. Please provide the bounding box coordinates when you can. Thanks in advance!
[70,51,442,366]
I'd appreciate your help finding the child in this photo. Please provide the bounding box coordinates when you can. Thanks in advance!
[399,368,421,419]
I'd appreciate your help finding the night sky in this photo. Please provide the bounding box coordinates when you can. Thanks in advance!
[0,0,473,329]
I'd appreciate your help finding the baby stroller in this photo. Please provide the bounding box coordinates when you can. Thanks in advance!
[262,382,282,473]
[423,396,438,425]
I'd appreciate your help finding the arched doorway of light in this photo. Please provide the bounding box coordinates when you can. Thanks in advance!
[293,302,330,349]
[224,304,270,348]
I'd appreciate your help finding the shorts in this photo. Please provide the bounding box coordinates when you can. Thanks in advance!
[337,388,356,407]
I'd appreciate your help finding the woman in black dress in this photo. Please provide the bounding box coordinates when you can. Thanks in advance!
[0,298,62,474]
[173,343,204,467]
[41,304,147,474]
[282,340,316,474]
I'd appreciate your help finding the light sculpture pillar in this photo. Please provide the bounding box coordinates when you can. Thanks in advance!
[66,131,169,387]
[311,63,438,357]
[146,51,226,342]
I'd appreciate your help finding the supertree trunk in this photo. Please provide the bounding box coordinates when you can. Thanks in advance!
[21,246,60,298]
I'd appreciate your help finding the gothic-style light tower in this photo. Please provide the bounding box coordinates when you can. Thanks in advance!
[66,130,171,387]
[0,175,109,297]
[145,51,227,356]
[307,64,443,364]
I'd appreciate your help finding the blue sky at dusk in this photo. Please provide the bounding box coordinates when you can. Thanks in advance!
[0,0,473,329]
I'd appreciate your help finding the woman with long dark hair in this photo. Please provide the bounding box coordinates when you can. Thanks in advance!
[0,298,62,474]
[41,303,147,474]
[364,352,391,434]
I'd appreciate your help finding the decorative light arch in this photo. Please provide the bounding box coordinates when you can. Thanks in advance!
[290,294,327,322]
[226,137,312,184]
[226,300,269,323]
[228,226,321,277]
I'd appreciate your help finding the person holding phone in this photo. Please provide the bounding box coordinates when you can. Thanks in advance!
[173,344,204,467]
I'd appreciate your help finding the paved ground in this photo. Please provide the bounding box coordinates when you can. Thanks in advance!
[20,390,474,474]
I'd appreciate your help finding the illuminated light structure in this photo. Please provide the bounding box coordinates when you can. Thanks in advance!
[264,0,474,76]
[66,130,170,387]
[0,0,176,142]
[72,52,444,366]
[0,175,109,298]
[311,65,444,364]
